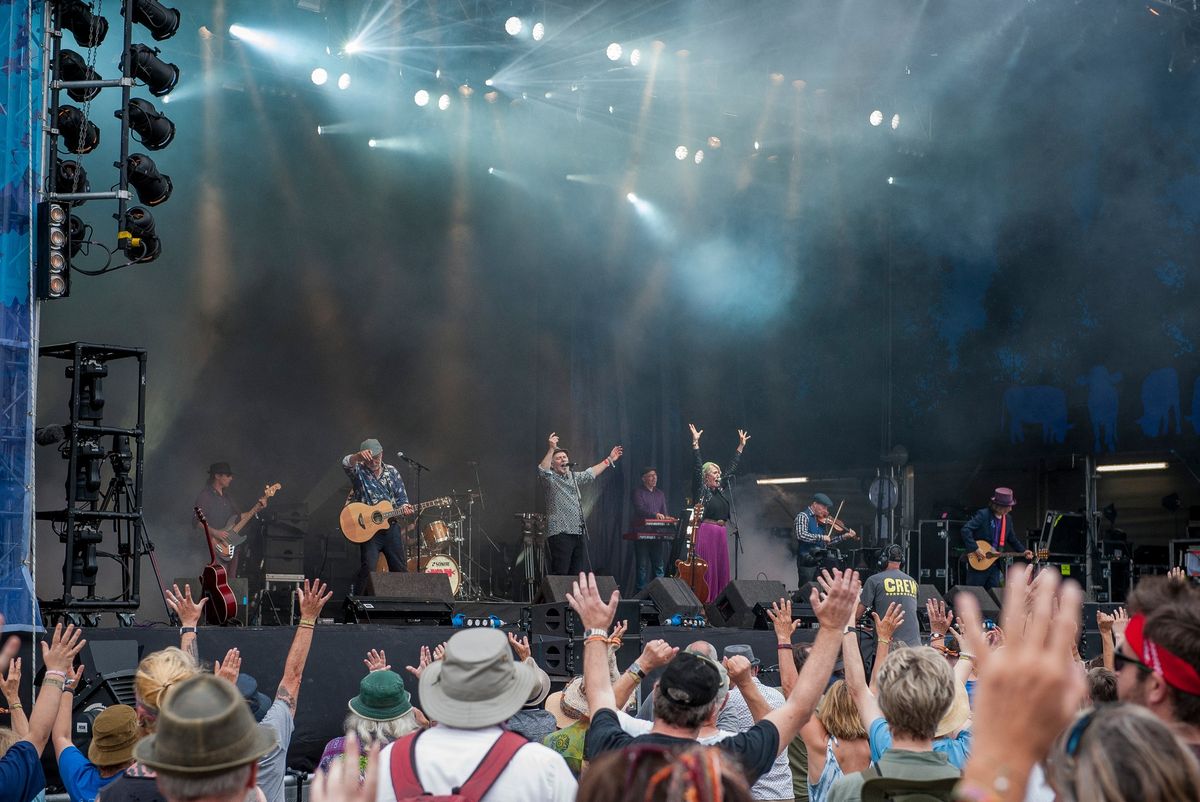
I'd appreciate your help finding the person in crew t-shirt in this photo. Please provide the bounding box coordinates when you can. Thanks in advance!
[858,544,922,649]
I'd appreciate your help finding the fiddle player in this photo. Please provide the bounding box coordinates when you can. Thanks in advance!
[794,492,848,587]
[960,487,1033,589]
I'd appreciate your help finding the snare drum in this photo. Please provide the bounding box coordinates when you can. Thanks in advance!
[422,520,452,551]
[404,553,461,595]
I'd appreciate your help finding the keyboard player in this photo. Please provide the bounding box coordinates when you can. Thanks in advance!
[631,466,671,591]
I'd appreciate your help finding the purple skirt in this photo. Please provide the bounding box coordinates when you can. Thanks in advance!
[693,521,731,603]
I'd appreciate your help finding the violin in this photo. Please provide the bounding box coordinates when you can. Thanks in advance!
[817,514,857,537]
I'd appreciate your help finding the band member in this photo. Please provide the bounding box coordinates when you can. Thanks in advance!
[631,466,670,591]
[960,487,1034,589]
[689,424,749,603]
[344,438,414,593]
[537,432,623,575]
[794,492,836,588]
[194,462,262,578]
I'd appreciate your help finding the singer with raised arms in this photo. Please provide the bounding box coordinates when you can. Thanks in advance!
[690,423,750,603]
[538,432,624,575]
[343,437,414,593]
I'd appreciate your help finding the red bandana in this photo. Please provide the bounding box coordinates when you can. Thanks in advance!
[1125,613,1200,696]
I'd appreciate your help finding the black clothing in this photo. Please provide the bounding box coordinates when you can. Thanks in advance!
[692,447,741,521]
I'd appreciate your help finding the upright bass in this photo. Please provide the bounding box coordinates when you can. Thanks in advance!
[675,502,709,604]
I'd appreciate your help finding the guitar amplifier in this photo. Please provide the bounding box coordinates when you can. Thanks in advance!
[262,536,304,575]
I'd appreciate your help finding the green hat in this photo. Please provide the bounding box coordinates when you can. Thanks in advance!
[348,670,412,721]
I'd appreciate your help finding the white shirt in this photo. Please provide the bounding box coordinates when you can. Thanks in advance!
[375,725,577,802]
[717,681,795,801]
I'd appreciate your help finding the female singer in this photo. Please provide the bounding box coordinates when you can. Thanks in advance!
[688,423,749,602]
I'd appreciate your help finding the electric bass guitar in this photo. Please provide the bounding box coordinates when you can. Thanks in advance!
[340,497,452,544]
[213,483,281,562]
[967,539,1048,571]
[195,506,237,625]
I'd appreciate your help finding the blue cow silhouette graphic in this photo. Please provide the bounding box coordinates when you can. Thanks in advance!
[1137,368,1181,438]
[1002,385,1071,444]
[1078,366,1121,453]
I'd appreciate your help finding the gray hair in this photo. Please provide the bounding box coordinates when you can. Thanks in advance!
[875,647,954,740]
[343,709,421,744]
[155,764,253,802]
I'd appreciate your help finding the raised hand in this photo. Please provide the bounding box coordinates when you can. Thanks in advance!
[363,649,390,672]
[926,598,953,637]
[608,445,623,463]
[548,432,559,448]
[873,603,905,641]
[405,645,433,679]
[688,423,703,446]
[636,639,678,672]
[165,583,207,629]
[42,623,86,673]
[507,633,531,663]
[2,656,21,703]
[811,568,861,631]
[766,598,800,642]
[214,648,241,684]
[297,579,333,621]
[723,655,753,687]
[1168,566,1187,583]
[565,572,620,631]
[1111,607,1130,641]
[432,642,447,662]
[610,619,629,643]
[737,429,751,448]
[1096,610,1114,634]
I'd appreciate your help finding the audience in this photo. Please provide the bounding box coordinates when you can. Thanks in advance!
[715,644,795,802]
[799,681,869,802]
[319,667,422,776]
[1087,667,1119,704]
[54,700,137,802]
[502,633,557,742]
[578,745,755,802]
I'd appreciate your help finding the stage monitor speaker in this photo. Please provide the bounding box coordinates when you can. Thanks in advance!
[263,537,304,575]
[539,575,618,604]
[529,600,642,638]
[364,571,453,601]
[636,577,704,621]
[946,585,1001,621]
[795,582,821,604]
[72,640,140,753]
[532,634,642,679]
[342,596,453,625]
[710,579,787,629]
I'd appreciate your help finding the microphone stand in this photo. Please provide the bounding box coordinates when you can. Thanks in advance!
[399,453,430,573]
[569,465,593,573]
[727,474,741,581]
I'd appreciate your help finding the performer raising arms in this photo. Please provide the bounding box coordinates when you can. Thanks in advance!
[538,432,624,575]
[689,423,749,603]
[343,438,414,593]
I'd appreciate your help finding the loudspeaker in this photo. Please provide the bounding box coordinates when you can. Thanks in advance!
[364,571,453,601]
[531,634,642,678]
[539,575,618,604]
[795,582,821,604]
[263,536,304,574]
[945,585,1001,621]
[342,597,453,625]
[529,600,642,637]
[72,640,140,753]
[636,577,704,620]
[710,579,788,628]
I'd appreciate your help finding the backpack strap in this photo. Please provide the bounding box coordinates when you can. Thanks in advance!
[860,776,960,802]
[858,761,882,781]
[455,731,528,801]
[388,730,427,797]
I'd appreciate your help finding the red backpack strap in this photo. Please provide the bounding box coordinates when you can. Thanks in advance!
[388,730,426,797]
[455,731,528,801]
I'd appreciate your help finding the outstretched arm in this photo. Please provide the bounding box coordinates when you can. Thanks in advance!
[165,583,207,664]
[275,580,332,712]
[566,573,621,715]
[52,665,85,757]
[726,657,771,722]
[842,603,883,728]
[766,599,801,696]
[589,446,623,477]
[613,639,677,710]
[869,603,905,690]
[26,624,86,753]
[1,656,28,737]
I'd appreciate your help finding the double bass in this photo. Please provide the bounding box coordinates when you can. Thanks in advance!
[675,502,709,603]
[195,506,237,625]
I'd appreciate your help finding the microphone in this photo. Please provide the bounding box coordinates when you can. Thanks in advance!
[567,462,580,467]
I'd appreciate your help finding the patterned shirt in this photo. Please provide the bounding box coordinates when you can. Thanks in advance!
[342,456,408,506]
[795,506,827,546]
[717,680,795,801]
[538,467,595,536]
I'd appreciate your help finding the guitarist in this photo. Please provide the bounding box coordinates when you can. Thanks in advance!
[344,438,414,593]
[194,461,259,578]
[960,487,1034,589]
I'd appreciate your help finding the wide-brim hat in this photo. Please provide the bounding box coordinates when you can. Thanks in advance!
[418,629,537,728]
[135,674,276,775]
[88,704,138,766]
[544,690,575,729]
[349,670,412,721]
[523,660,552,709]
[990,487,1016,507]
[208,462,233,476]
[235,674,272,723]
[935,682,971,739]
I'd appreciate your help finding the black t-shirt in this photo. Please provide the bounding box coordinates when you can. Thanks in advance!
[584,708,781,785]
[98,774,166,802]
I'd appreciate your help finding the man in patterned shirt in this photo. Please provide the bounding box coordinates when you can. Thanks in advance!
[344,438,414,593]
[795,493,836,589]
[537,432,623,575]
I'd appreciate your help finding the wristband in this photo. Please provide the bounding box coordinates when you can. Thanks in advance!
[45,670,66,679]
[627,663,646,679]
[959,653,975,662]
[299,618,317,627]
[42,677,64,689]
[777,643,793,651]
[605,457,614,467]
[179,626,198,635]
[608,637,623,648]
[9,702,22,710]
[584,628,609,640]
[584,635,608,646]
[842,625,857,635]
[878,637,891,645]
[930,634,945,640]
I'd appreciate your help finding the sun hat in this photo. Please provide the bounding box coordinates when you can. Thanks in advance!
[87,704,138,766]
[418,629,537,728]
[936,681,971,739]
[348,670,413,721]
[235,674,272,723]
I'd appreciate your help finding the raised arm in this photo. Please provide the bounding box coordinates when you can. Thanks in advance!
[724,430,749,476]
[566,573,621,715]
[613,638,676,709]
[52,664,85,757]
[725,657,771,722]
[1,656,28,737]
[589,446,624,477]
[26,623,86,753]
[275,579,333,712]
[766,599,801,696]
[165,583,207,664]
[841,604,883,729]
[869,603,905,690]
[539,433,559,471]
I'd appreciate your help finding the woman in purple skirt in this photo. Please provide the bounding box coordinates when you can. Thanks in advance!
[688,423,750,603]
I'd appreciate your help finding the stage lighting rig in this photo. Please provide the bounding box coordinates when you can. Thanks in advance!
[67,358,107,422]
[123,0,180,41]
[67,438,106,503]
[125,154,172,206]
[37,202,74,299]
[53,160,91,202]
[121,207,161,262]
[57,50,102,102]
[56,105,101,154]
[57,0,108,47]
[119,98,175,150]
[125,44,179,96]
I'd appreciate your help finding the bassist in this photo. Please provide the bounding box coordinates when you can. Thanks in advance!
[960,487,1034,589]
[344,438,414,592]
[194,462,258,578]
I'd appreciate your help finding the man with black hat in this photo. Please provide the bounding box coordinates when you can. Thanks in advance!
[631,466,671,591]
[794,493,838,588]
[344,439,414,593]
[960,487,1033,589]
[194,462,265,579]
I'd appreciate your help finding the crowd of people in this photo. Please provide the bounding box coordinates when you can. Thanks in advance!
[1,565,1199,802]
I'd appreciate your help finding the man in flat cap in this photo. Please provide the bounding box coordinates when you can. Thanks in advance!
[344,439,414,593]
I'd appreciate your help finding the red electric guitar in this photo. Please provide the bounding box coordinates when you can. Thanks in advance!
[195,506,237,625]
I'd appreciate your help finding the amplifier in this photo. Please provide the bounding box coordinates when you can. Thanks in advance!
[342,596,453,625]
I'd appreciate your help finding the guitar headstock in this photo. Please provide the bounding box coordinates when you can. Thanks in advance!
[260,483,282,503]
[194,506,208,525]
[1037,548,1049,561]
[432,496,452,508]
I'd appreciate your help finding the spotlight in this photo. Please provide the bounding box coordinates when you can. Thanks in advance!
[606,42,623,61]
[36,201,72,299]
[707,136,721,148]
[311,67,328,85]
[505,16,522,36]
[121,98,175,150]
[484,78,494,87]
[438,93,450,110]
[414,89,430,107]
[56,50,102,103]
[124,0,180,41]
[55,105,100,154]
[344,38,363,54]
[337,72,351,90]
[125,44,180,97]
[123,206,161,262]
[694,149,704,164]
[886,176,895,185]
[891,113,901,130]
[753,140,760,151]
[626,192,637,202]
[869,109,883,126]
[487,167,495,175]
[674,145,688,160]
[629,48,641,66]
[125,153,173,206]
[368,139,377,148]
[484,91,498,103]
[54,160,91,202]
[316,125,324,135]
[532,21,545,41]
[58,0,109,48]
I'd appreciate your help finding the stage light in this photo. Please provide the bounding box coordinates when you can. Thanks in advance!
[487,167,495,175]
[869,109,883,126]
[54,160,90,201]
[608,105,613,114]
[125,44,179,96]
[629,48,641,66]
[368,139,377,148]
[338,73,351,90]
[121,98,175,150]
[344,38,363,54]
[755,476,809,485]
[58,0,109,48]
[485,78,494,87]
[37,202,72,299]
[123,206,161,262]
[228,23,248,38]
[316,125,324,135]
[414,90,430,106]
[1095,462,1169,473]
[55,106,100,154]
[311,67,328,85]
[626,192,637,202]
[674,145,688,160]
[438,93,450,110]
[484,91,498,103]
[161,93,171,103]
[891,113,900,130]
[606,42,623,61]
[532,21,544,41]
[753,140,760,151]
[124,0,180,41]
[459,84,473,98]
[694,149,704,164]
[505,16,522,36]
[886,176,895,185]
[198,25,214,39]
[126,153,173,206]
[57,50,102,102]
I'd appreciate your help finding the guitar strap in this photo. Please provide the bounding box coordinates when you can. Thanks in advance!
[998,516,1006,548]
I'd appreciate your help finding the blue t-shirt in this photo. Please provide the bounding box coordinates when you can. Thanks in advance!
[59,745,124,802]
[867,717,972,769]
[0,741,46,802]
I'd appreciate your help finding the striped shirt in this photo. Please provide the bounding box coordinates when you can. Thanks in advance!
[718,681,795,801]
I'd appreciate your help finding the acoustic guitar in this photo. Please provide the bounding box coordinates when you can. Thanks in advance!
[675,502,710,604]
[967,539,1048,571]
[195,506,237,625]
[213,483,281,563]
[340,497,452,544]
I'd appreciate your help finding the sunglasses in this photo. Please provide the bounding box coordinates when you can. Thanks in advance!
[1064,710,1096,757]
[1113,649,1152,675]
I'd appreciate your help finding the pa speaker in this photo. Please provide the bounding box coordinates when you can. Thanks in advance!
[531,634,642,679]
[946,585,1001,621]
[710,579,788,628]
[539,575,618,604]
[364,571,453,601]
[529,600,642,638]
[636,577,705,620]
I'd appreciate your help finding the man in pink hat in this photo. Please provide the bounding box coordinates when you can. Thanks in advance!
[960,487,1033,588]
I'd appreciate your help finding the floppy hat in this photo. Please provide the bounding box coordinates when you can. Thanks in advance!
[935,681,971,739]
[522,659,552,709]
[418,629,537,728]
[87,704,138,766]
[348,670,413,721]
[134,674,276,775]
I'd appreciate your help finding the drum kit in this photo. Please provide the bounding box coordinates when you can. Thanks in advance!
[402,491,485,598]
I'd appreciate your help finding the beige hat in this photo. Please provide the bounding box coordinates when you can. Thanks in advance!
[418,629,538,728]
[935,681,971,739]
[88,704,138,766]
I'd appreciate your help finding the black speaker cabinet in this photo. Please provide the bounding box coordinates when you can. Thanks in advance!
[364,571,453,601]
[539,574,618,603]
[529,600,642,637]
[635,577,705,620]
[945,585,1001,621]
[710,579,788,628]
[532,634,643,678]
